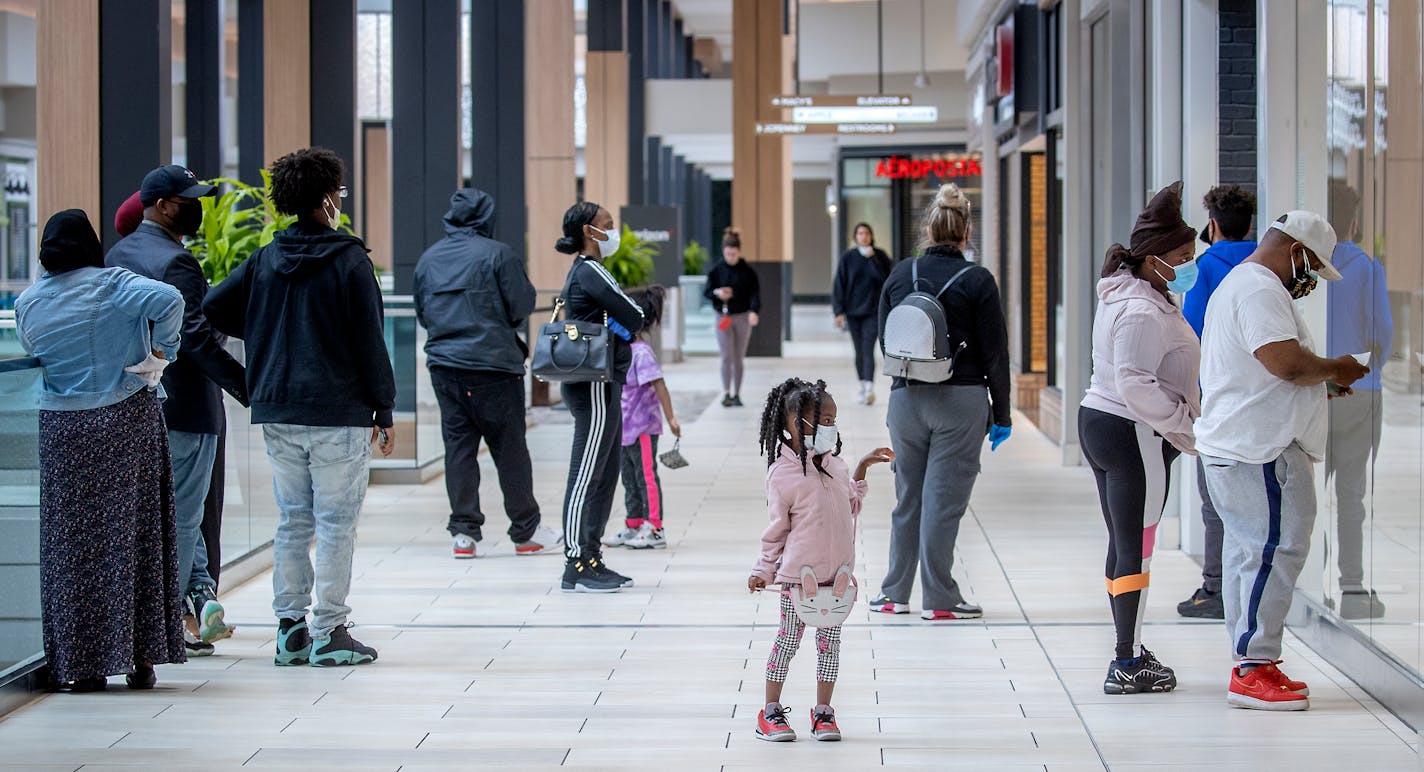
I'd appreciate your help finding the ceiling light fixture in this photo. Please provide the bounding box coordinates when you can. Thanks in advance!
[915,0,930,89]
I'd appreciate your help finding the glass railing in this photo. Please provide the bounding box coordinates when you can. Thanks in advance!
[0,356,42,687]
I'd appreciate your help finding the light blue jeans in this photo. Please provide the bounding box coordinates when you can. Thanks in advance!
[169,430,218,594]
[262,424,372,639]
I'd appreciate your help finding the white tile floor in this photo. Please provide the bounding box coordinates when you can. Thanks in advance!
[0,308,1419,770]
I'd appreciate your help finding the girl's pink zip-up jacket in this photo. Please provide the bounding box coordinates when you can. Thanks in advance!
[752,445,868,585]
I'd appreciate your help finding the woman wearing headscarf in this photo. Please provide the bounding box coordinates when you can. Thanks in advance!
[833,222,893,405]
[14,210,188,692]
[1078,181,1200,695]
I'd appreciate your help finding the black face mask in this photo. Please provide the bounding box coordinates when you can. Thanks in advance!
[1199,224,1212,246]
[172,199,204,237]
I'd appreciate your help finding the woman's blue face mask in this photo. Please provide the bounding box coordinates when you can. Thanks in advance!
[1154,255,1199,294]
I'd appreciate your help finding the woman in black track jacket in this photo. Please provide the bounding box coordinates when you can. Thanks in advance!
[552,201,646,593]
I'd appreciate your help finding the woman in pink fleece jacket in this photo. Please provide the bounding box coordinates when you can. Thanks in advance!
[747,378,894,743]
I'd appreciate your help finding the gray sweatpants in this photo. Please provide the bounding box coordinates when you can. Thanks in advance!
[1326,391,1382,592]
[1202,442,1317,663]
[880,384,988,610]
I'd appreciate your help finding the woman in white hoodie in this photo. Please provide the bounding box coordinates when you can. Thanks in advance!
[1079,181,1200,696]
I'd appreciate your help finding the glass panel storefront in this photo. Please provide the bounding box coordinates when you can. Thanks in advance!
[1315,0,1424,681]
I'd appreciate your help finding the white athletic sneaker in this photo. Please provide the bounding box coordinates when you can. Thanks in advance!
[602,526,640,547]
[626,523,667,550]
[863,381,876,406]
[854,382,867,405]
[516,524,564,555]
[452,534,485,559]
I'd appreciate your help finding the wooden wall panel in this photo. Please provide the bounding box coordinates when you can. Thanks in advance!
[584,50,629,216]
[526,0,576,291]
[361,123,392,272]
[263,0,311,163]
[37,0,100,223]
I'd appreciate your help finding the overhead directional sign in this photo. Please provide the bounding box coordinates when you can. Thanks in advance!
[791,105,939,124]
[756,123,897,136]
[770,94,913,108]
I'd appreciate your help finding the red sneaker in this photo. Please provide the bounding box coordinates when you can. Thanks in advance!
[1261,662,1309,695]
[810,706,842,741]
[1228,665,1310,711]
[756,704,796,742]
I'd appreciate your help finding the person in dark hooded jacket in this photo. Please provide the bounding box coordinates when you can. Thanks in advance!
[414,189,560,560]
[204,147,394,669]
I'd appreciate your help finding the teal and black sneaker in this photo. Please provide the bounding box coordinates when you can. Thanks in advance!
[310,624,378,667]
[274,617,312,666]
[186,585,233,643]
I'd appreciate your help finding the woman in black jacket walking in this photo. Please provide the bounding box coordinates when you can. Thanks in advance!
[704,227,760,406]
[554,202,646,593]
[833,222,892,405]
[870,183,1012,622]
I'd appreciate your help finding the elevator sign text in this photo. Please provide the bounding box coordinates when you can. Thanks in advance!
[874,156,983,180]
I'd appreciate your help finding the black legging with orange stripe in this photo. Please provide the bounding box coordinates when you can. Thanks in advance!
[1078,406,1181,660]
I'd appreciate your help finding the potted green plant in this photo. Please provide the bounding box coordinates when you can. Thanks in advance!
[683,239,708,276]
[602,224,657,288]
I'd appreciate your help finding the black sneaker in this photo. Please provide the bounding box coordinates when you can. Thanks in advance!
[126,664,157,690]
[184,626,215,657]
[275,617,312,666]
[722,394,734,407]
[731,395,744,407]
[185,584,232,643]
[1177,586,1225,619]
[561,558,623,593]
[1339,589,1387,620]
[1103,648,1177,694]
[588,554,634,588]
[310,624,378,667]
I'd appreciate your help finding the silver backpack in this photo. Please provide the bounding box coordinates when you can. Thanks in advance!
[881,259,973,383]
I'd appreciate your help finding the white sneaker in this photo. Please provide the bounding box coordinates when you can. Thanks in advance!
[854,382,867,405]
[626,523,667,550]
[864,381,876,406]
[516,524,564,555]
[453,534,484,559]
[602,526,640,547]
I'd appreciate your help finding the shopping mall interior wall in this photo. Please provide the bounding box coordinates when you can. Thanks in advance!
[791,178,833,302]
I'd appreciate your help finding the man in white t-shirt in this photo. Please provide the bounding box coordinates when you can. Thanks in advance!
[1196,210,1369,712]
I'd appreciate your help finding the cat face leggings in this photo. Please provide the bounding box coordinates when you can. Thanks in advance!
[716,312,753,396]
[1078,406,1181,661]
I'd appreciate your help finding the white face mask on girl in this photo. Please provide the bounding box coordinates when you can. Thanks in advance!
[802,419,839,455]
[590,225,621,259]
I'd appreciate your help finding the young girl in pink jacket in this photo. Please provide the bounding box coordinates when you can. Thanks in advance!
[747,378,894,743]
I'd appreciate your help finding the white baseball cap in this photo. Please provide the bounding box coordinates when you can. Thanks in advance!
[1270,210,1341,281]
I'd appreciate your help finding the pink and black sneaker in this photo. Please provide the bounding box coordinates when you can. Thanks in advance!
[921,602,983,621]
[755,703,796,742]
[868,594,910,614]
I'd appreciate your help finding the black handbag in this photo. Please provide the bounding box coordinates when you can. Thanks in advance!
[531,265,614,383]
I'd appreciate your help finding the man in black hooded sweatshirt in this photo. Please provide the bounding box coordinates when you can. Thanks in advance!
[204,147,395,668]
[413,189,559,560]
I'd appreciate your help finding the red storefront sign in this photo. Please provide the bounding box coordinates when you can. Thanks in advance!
[874,156,984,180]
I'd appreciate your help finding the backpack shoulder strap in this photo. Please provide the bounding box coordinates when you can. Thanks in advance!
[932,263,976,298]
[910,257,920,290]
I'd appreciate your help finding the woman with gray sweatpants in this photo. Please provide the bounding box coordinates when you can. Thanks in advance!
[704,227,761,407]
[869,183,1012,622]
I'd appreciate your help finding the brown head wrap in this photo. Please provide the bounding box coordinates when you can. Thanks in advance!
[1102,181,1198,277]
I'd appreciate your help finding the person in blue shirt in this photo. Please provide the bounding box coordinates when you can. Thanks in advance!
[1324,181,1392,620]
[1177,185,1257,620]
[15,210,187,692]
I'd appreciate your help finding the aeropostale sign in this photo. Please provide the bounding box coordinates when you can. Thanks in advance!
[874,156,984,180]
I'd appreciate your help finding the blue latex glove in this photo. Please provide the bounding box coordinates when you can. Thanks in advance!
[607,318,633,341]
[989,423,1011,451]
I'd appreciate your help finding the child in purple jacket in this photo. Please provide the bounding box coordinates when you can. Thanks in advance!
[747,378,894,743]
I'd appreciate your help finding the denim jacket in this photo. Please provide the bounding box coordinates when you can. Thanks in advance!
[15,266,184,411]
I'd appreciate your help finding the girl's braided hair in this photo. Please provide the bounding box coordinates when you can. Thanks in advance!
[758,377,841,477]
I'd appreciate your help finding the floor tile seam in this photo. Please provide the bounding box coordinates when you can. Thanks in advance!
[1279,637,1419,748]
[967,503,1110,771]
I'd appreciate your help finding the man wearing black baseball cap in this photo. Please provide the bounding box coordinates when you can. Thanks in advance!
[106,164,247,659]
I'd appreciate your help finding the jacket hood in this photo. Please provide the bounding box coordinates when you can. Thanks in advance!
[443,188,495,237]
[1096,270,1177,314]
[271,223,368,279]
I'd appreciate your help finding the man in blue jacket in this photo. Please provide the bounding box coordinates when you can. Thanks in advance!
[414,189,560,560]
[106,165,248,655]
[1325,181,1392,620]
[1177,184,1256,620]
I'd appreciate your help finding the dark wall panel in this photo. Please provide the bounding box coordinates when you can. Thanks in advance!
[469,0,527,260]
[99,0,172,248]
